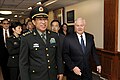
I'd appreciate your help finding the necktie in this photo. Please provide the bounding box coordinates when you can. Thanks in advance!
[5,30,8,39]
[81,35,85,53]
[41,33,46,44]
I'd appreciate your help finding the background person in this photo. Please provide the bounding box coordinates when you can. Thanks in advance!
[26,20,35,31]
[0,19,12,80]
[59,23,68,36]
[6,22,22,80]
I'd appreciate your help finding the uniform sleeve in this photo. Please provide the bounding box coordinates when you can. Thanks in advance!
[19,36,30,80]
[91,35,100,66]
[56,35,64,74]
[63,37,75,70]
[6,38,19,55]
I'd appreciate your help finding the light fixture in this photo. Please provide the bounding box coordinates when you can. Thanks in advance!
[19,15,22,18]
[37,2,42,5]
[0,17,5,20]
[0,11,12,15]
[14,15,17,17]
[44,0,58,6]
[28,7,32,10]
[21,12,24,14]
[8,19,10,21]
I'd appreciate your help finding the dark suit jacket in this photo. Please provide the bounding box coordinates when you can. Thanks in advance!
[6,35,20,67]
[0,27,12,66]
[19,29,64,80]
[63,32,100,79]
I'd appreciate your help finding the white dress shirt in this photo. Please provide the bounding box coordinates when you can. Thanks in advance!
[3,28,10,43]
[77,32,86,46]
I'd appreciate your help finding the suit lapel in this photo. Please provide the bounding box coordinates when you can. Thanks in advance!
[74,33,84,54]
[84,33,90,54]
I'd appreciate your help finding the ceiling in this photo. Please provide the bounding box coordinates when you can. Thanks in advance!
[0,0,83,22]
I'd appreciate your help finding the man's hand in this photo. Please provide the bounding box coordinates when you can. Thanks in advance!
[97,65,101,73]
[57,74,63,80]
[73,66,82,76]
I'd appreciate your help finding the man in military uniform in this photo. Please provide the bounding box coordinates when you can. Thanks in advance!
[19,5,64,80]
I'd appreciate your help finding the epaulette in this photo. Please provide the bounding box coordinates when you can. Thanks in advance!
[22,31,32,37]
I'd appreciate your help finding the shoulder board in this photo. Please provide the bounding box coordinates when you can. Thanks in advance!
[22,31,31,37]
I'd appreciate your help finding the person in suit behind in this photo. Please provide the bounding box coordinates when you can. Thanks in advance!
[0,19,12,80]
[26,20,35,31]
[6,22,22,80]
[50,20,65,50]
[63,17,101,80]
[50,20,67,79]
[19,5,64,80]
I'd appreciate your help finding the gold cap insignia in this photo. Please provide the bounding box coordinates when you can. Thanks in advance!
[39,7,44,12]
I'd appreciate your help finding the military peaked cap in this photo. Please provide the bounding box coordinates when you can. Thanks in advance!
[30,5,48,19]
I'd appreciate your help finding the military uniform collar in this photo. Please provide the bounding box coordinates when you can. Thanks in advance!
[36,29,46,36]
[33,28,51,36]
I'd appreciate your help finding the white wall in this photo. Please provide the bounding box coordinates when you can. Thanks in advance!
[65,0,104,48]
[118,0,120,51]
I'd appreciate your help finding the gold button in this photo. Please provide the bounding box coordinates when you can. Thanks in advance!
[46,48,48,50]
[35,48,37,50]
[32,70,35,73]
[55,66,57,68]
[47,54,49,56]
[12,56,14,58]
[48,66,50,69]
[48,60,50,62]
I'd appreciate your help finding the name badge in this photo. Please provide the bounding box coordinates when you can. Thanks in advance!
[33,43,39,48]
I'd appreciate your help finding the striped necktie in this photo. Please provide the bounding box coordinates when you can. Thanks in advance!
[41,33,46,44]
[5,30,8,39]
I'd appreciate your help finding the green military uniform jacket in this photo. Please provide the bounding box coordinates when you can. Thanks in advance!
[19,29,63,80]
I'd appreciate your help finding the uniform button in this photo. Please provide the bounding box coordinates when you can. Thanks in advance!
[35,48,37,50]
[55,66,57,68]
[48,66,50,69]
[47,54,49,56]
[46,48,48,50]
[48,60,50,62]
[32,70,35,73]
[12,56,14,58]
[53,46,55,47]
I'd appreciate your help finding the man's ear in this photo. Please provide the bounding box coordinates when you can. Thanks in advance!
[32,20,35,25]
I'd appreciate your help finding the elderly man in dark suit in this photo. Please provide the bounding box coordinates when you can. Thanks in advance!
[0,19,12,80]
[63,17,101,80]
[19,5,64,80]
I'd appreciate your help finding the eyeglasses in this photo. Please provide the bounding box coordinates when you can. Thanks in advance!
[3,23,9,25]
